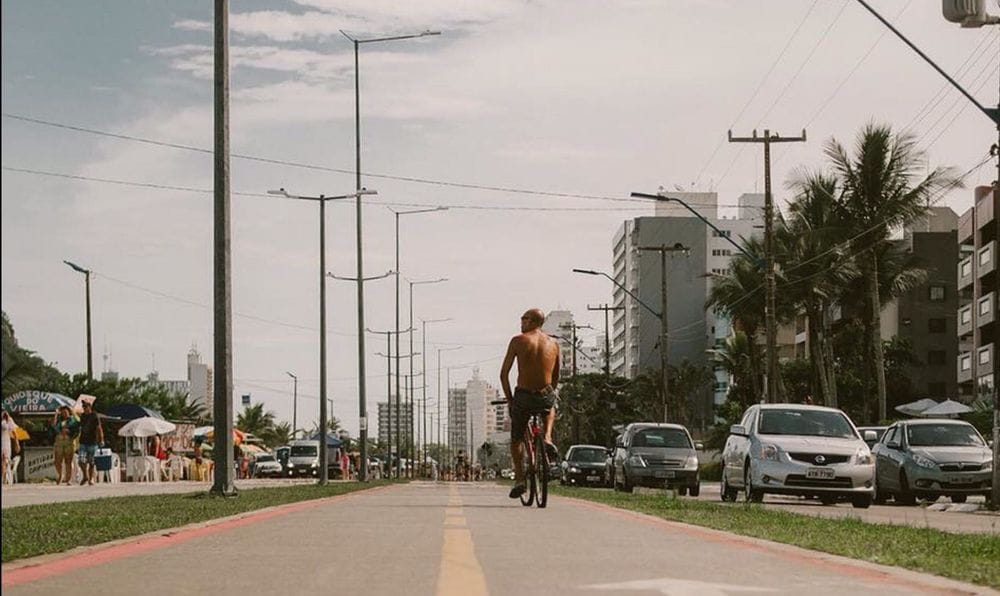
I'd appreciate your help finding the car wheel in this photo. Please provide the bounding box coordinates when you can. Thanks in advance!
[896,470,916,506]
[851,495,873,509]
[720,471,737,502]
[951,495,967,504]
[744,462,763,503]
[677,486,688,497]
[920,493,941,504]
[819,495,837,506]
[873,479,887,505]
[689,483,700,498]
[622,472,634,493]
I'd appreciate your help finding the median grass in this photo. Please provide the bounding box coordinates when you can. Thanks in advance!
[1,481,398,563]
[552,486,1000,589]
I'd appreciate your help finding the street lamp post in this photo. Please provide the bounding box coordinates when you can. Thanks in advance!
[341,27,440,485]
[421,318,451,471]
[267,187,377,484]
[286,371,298,438]
[371,325,414,478]
[407,277,447,474]
[63,260,93,380]
[437,346,462,467]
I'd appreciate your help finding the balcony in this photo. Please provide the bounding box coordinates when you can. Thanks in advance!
[978,292,995,328]
[978,240,995,278]
[977,343,994,377]
[958,256,974,291]
[957,352,973,384]
[958,305,974,338]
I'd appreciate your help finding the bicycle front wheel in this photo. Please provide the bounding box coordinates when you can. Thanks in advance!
[521,435,536,507]
[534,433,548,508]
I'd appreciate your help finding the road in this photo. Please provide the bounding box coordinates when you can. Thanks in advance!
[3,482,994,595]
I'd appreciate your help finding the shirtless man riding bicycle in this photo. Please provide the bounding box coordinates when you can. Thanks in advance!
[500,308,560,499]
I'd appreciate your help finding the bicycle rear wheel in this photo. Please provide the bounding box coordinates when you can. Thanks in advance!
[520,434,536,507]
[534,432,548,508]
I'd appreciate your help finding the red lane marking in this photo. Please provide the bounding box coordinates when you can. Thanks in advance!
[563,497,973,596]
[2,484,395,588]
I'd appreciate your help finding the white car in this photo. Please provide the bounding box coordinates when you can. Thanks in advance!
[721,404,876,508]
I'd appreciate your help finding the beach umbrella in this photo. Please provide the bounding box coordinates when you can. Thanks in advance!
[118,416,177,437]
[894,398,939,417]
[2,391,74,414]
[12,423,30,441]
[104,404,163,420]
[919,399,973,418]
[200,427,245,445]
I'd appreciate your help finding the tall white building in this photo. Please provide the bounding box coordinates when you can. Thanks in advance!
[187,347,213,412]
[577,336,607,375]
[376,395,413,449]
[541,310,575,378]
[448,386,468,458]
[464,368,499,464]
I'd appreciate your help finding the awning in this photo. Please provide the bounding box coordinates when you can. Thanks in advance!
[104,403,164,421]
[2,391,75,414]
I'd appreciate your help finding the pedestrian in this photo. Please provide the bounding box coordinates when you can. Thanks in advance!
[51,406,79,485]
[802,394,814,406]
[2,411,21,484]
[340,448,350,480]
[77,400,104,485]
[192,438,208,481]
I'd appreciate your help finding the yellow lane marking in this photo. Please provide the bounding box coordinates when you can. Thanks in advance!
[436,485,489,596]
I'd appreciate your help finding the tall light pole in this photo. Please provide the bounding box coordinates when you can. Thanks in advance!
[437,346,462,465]
[407,277,447,472]
[63,260,93,380]
[389,207,447,476]
[341,27,440,486]
[421,318,451,470]
[286,371,298,438]
[267,187,377,484]
[371,325,414,478]
[211,0,236,497]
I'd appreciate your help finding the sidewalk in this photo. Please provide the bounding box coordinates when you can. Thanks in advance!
[1,479,325,509]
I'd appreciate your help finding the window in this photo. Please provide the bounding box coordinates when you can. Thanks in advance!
[980,297,992,316]
[961,354,972,371]
[979,245,992,267]
[960,308,972,325]
[928,285,946,301]
[961,260,972,277]
[979,348,991,365]
[928,318,946,333]
[927,350,947,366]
[927,382,947,397]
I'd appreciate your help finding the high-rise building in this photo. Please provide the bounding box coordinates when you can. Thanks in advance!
[542,310,575,378]
[187,347,213,412]
[448,386,468,458]
[957,186,997,402]
[464,368,499,464]
[376,395,413,449]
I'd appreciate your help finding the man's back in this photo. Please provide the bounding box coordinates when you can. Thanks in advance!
[513,330,559,391]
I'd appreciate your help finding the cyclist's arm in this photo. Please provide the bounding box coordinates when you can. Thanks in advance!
[551,344,560,389]
[500,337,517,401]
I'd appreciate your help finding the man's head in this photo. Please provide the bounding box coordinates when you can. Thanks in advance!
[82,401,93,413]
[520,308,545,332]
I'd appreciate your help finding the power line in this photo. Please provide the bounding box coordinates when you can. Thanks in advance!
[918,54,999,149]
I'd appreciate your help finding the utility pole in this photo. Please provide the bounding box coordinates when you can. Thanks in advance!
[728,129,806,403]
[210,0,236,497]
[558,323,592,377]
[639,244,688,423]
[587,304,624,376]
[63,261,93,380]
[286,372,298,439]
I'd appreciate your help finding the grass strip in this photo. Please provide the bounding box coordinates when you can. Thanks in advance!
[552,486,1000,589]
[2,481,398,563]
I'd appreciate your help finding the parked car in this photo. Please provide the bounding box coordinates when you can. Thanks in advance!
[857,426,888,449]
[604,435,621,488]
[560,444,609,487]
[252,453,283,478]
[720,404,875,508]
[872,419,993,505]
[612,423,701,495]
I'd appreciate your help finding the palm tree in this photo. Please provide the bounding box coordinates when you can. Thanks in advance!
[668,360,714,429]
[708,331,758,408]
[826,123,959,421]
[262,421,293,448]
[237,403,276,437]
[779,170,857,407]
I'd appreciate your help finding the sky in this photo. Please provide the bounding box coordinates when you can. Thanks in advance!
[2,0,997,436]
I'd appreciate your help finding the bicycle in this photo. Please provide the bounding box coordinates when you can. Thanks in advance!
[492,399,550,508]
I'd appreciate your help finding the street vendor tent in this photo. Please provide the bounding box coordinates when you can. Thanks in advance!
[309,433,342,448]
[919,399,973,418]
[2,391,74,414]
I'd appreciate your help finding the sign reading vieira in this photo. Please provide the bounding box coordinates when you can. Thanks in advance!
[2,391,75,413]
[161,423,195,453]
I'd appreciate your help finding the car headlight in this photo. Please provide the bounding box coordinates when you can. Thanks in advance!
[760,444,780,462]
[912,454,937,469]
[287,462,294,468]
[627,455,647,468]
[851,447,873,465]
[569,466,581,474]
[311,462,318,468]
[684,455,699,470]
[982,459,993,472]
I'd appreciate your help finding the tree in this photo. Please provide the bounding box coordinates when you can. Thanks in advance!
[308,416,342,437]
[263,422,293,448]
[237,403,276,437]
[2,311,62,397]
[667,360,714,430]
[708,331,758,409]
[826,123,958,421]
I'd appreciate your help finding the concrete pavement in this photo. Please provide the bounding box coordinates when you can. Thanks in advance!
[3,482,995,595]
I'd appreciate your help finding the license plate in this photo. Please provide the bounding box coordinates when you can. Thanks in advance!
[654,470,676,479]
[806,467,835,480]
[586,475,600,481]
[949,475,975,484]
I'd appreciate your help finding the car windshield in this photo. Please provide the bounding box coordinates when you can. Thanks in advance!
[569,448,605,463]
[290,446,317,457]
[907,424,984,447]
[758,409,856,439]
[256,455,275,462]
[631,429,691,448]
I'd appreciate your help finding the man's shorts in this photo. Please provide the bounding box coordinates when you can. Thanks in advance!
[510,387,556,443]
[78,443,98,464]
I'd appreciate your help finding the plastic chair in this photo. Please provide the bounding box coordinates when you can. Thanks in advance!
[4,455,20,484]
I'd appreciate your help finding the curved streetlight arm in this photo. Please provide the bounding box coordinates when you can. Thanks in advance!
[329,270,394,282]
[341,29,441,44]
[267,188,378,202]
[572,268,661,319]
[286,371,297,380]
[389,206,448,216]
[63,260,90,274]
[408,277,449,286]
